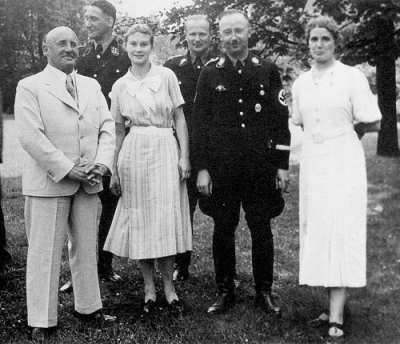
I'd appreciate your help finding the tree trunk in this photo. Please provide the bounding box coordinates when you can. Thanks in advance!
[376,17,400,156]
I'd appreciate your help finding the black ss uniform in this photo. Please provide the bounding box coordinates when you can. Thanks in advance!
[192,53,290,294]
[76,39,130,275]
[164,51,211,274]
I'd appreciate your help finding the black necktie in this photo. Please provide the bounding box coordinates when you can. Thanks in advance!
[236,60,243,74]
[194,56,203,71]
[95,44,103,59]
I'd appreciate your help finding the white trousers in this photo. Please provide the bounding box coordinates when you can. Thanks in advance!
[25,187,102,327]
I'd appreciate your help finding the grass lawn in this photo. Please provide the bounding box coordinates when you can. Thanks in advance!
[1,117,400,343]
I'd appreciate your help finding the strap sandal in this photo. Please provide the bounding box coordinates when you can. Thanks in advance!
[327,322,345,343]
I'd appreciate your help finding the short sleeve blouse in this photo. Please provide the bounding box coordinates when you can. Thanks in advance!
[291,61,381,131]
[110,63,185,128]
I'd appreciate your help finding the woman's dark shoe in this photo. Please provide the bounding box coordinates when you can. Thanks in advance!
[143,299,156,314]
[326,322,345,343]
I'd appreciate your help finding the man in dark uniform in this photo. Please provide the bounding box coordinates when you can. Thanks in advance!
[164,15,212,282]
[60,0,130,292]
[193,9,291,315]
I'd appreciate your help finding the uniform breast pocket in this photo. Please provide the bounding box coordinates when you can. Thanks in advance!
[90,106,101,129]
[212,89,235,125]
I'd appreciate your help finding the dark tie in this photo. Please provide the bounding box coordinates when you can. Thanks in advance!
[194,56,203,71]
[66,74,77,103]
[236,60,243,74]
[95,44,103,59]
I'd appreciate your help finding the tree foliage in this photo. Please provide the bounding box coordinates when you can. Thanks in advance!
[163,0,310,61]
[315,0,400,155]
[0,0,88,112]
[164,0,400,156]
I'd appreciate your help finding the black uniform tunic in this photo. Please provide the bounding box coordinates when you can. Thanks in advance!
[192,53,290,292]
[76,39,130,108]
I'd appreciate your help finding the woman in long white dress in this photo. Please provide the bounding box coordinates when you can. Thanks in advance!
[291,16,381,341]
[104,24,192,314]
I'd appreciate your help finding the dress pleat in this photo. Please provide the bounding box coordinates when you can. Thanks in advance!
[103,64,192,260]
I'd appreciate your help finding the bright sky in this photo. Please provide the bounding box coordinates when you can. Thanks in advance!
[110,0,194,17]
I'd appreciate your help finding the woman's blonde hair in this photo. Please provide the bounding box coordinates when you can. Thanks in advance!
[124,24,154,46]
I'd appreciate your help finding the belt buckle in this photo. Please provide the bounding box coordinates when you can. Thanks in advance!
[147,126,157,137]
[311,132,324,143]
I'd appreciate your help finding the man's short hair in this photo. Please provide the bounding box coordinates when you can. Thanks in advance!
[218,9,250,24]
[89,0,117,25]
[184,15,211,32]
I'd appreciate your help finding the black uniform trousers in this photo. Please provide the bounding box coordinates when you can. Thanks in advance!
[174,169,199,271]
[204,167,276,294]
[97,176,119,272]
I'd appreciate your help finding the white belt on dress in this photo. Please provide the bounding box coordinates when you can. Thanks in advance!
[304,125,354,143]
[129,125,173,137]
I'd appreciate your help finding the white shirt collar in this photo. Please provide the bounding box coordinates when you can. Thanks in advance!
[47,64,77,84]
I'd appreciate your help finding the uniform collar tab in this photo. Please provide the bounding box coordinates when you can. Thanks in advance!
[250,56,261,66]
[179,57,188,66]
[216,57,226,68]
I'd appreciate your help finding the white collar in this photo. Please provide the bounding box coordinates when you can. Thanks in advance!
[47,64,77,84]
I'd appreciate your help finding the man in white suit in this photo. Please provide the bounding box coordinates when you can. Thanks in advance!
[14,26,115,339]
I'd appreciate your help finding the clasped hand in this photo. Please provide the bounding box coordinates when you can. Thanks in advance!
[67,163,109,186]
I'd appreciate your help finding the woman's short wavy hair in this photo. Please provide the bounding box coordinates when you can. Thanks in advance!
[306,16,342,45]
[124,24,154,47]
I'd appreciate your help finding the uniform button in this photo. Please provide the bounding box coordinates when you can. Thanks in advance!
[93,74,97,78]
[238,69,242,74]
[239,99,243,104]
[80,154,84,158]
[80,135,84,139]
[241,123,245,128]
[240,112,244,116]
[240,88,243,91]
[96,54,101,59]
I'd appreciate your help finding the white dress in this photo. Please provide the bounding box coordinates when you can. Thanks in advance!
[291,61,381,287]
[104,64,192,260]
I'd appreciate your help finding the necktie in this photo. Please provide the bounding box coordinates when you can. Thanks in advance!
[236,60,243,74]
[66,74,77,103]
[95,44,103,59]
[194,56,203,71]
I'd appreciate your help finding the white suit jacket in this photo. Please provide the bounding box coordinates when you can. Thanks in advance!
[14,65,115,197]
